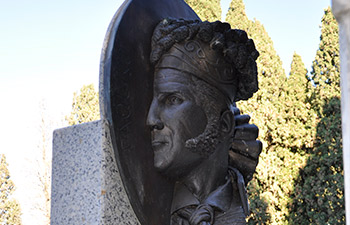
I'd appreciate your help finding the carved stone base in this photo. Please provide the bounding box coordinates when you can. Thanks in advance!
[51,119,140,225]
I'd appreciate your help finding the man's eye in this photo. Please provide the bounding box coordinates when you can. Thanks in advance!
[166,95,183,105]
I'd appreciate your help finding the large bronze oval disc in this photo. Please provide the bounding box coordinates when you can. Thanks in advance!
[100,0,199,224]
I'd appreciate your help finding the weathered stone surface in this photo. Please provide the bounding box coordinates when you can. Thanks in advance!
[51,119,140,225]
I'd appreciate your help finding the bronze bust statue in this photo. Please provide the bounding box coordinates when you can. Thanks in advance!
[101,0,262,224]
[147,19,260,225]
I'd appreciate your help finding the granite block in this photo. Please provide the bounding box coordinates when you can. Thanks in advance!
[51,119,140,225]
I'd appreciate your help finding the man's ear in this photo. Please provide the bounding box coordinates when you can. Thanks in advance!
[220,109,235,136]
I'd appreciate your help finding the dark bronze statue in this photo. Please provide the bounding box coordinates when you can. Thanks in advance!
[101,0,262,224]
[147,19,261,225]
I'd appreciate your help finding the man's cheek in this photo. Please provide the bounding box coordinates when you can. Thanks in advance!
[184,107,207,133]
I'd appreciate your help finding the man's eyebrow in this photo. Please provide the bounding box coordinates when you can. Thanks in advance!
[156,90,191,99]
[157,91,183,97]
[156,85,189,93]
[158,90,182,94]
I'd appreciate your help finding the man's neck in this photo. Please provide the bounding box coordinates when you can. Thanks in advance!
[180,143,228,202]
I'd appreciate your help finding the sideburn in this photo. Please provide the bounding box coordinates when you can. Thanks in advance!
[185,118,220,158]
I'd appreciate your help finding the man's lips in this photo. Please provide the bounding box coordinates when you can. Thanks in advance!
[151,132,170,150]
[151,140,169,147]
[151,140,169,152]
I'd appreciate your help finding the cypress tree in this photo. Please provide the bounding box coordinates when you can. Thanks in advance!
[185,0,221,21]
[284,52,316,152]
[0,154,22,225]
[225,0,250,30]
[226,0,286,147]
[226,1,310,223]
[310,7,341,111]
[290,7,344,224]
[66,84,100,125]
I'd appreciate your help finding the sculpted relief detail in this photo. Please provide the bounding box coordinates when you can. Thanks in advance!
[102,1,263,224]
[147,19,261,225]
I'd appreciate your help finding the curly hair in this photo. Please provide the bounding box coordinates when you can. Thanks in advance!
[150,18,259,102]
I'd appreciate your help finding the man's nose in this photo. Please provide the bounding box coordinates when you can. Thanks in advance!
[146,100,164,131]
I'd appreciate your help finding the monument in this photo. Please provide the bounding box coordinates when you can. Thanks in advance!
[146,18,259,224]
[51,0,262,224]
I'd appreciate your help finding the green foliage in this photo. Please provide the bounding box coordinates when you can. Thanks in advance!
[250,52,315,223]
[225,0,250,30]
[185,0,221,21]
[0,154,22,225]
[289,7,344,224]
[310,7,341,112]
[226,0,305,223]
[66,84,100,125]
[284,52,316,152]
[290,97,343,224]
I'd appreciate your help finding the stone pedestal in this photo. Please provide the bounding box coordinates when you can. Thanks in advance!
[50,119,140,225]
[332,0,350,223]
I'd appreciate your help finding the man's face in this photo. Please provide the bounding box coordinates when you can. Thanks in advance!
[147,68,208,178]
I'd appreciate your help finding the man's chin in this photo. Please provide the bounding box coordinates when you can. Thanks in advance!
[153,153,169,172]
[153,156,179,178]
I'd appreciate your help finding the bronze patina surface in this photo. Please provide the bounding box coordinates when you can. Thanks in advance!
[100,0,199,224]
[100,1,262,224]
[147,19,260,225]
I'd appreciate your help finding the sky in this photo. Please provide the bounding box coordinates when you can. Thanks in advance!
[0,0,331,224]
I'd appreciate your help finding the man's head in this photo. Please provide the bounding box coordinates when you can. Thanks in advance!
[150,18,259,103]
[147,19,259,178]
